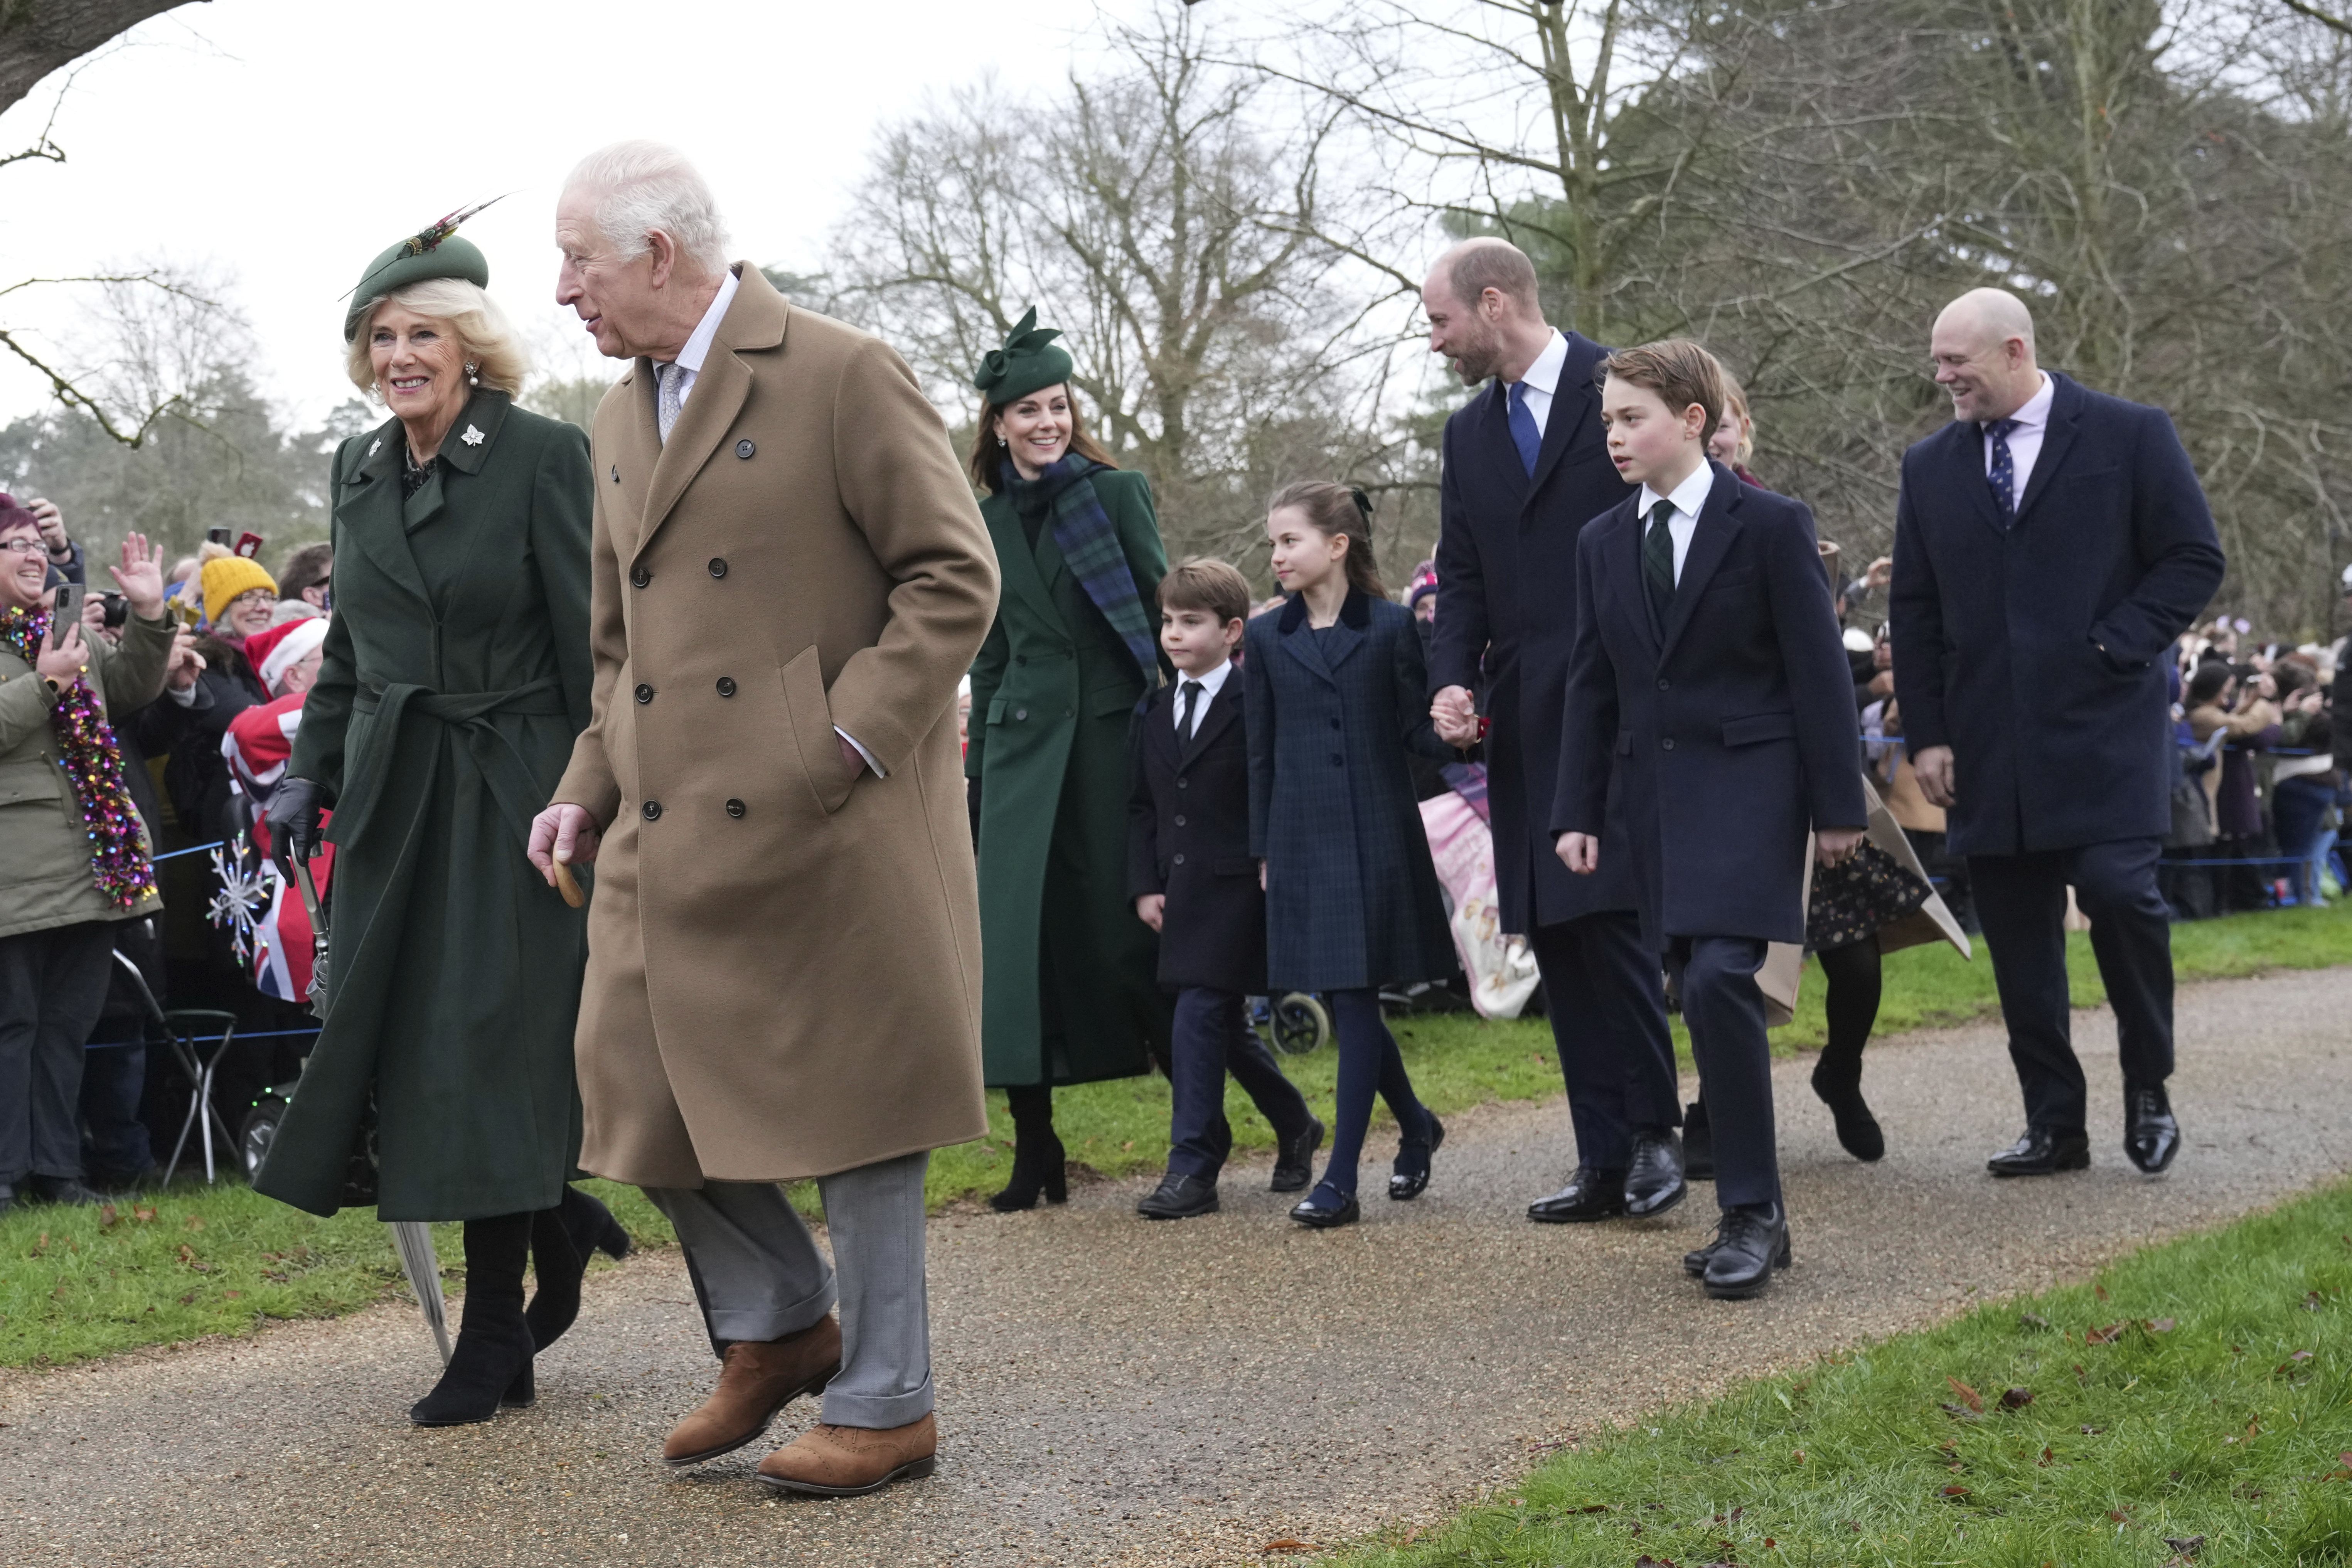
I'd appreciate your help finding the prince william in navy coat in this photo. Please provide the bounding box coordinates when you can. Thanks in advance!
[1891,289,2223,1179]
[1422,238,1684,1227]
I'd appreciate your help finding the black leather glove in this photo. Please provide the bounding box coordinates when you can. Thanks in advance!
[966,775,982,851]
[265,776,328,870]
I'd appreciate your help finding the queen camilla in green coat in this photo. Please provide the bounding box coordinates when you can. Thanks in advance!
[253,216,627,1429]
[964,311,1171,1211]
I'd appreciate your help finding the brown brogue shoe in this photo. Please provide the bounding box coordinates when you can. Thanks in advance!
[661,1315,841,1467]
[755,1413,938,1497]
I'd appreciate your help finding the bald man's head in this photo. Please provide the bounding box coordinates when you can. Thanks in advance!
[1421,238,1553,386]
[1930,288,2042,423]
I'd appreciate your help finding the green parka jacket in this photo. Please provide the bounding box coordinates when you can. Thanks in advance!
[253,391,595,1221]
[0,610,171,940]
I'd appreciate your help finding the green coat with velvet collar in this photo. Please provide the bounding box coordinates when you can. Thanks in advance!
[965,468,1171,1086]
[253,389,596,1221]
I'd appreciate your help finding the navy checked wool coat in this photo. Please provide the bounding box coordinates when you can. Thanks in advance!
[1245,589,1457,993]
[1889,374,2224,857]
[1552,464,1867,950]
[1127,674,1265,994]
[1429,330,1641,935]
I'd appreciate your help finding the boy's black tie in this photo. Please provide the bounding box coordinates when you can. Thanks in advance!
[1643,499,1677,622]
[1179,679,1204,742]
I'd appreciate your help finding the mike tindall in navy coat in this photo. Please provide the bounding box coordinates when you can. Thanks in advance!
[1422,237,1681,1225]
[1891,298,2224,1180]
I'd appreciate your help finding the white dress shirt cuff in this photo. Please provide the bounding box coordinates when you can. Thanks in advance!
[834,726,887,779]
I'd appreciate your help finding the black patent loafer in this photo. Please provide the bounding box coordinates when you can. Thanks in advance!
[1986,1127,2091,1177]
[1527,1165,1628,1224]
[1700,1207,1792,1299]
[2123,1085,2180,1174]
[1389,1112,1444,1200]
[1272,1117,1325,1193]
[1289,1183,1360,1229]
[1623,1131,1687,1218]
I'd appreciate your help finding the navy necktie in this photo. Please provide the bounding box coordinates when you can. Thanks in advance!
[1179,679,1203,742]
[1506,381,1542,477]
[1985,418,2021,528]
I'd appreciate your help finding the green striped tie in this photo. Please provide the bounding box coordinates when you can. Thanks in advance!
[1643,499,1676,621]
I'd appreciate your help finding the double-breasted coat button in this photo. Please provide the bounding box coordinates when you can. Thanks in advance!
[633,683,653,704]
[630,564,650,589]
[716,677,736,697]
[642,800,663,820]
[1329,717,1341,730]
[1014,707,1028,721]
[1330,753,1344,766]
[736,440,755,459]
[1657,678,1670,690]
[1015,655,1028,666]
[1662,738,1676,751]
[708,557,728,579]
[1174,814,1187,827]
[1173,852,1186,866]
[725,798,746,819]
[1175,776,1188,789]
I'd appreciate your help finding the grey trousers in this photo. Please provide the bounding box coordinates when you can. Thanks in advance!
[644,1150,932,1430]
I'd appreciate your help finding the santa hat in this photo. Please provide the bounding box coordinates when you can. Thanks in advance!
[245,617,330,692]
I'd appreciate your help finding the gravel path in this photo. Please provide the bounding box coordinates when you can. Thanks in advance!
[8,967,2351,1567]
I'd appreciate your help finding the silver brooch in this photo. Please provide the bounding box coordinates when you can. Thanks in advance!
[368,439,381,456]
[460,424,485,446]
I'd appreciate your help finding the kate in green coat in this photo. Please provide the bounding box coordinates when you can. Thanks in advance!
[254,227,625,1430]
[964,312,1171,1211]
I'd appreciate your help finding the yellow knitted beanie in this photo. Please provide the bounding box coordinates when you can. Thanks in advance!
[202,553,278,625]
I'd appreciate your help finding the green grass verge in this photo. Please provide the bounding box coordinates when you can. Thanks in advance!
[1334,1179,2352,1568]
[6,900,2348,1371]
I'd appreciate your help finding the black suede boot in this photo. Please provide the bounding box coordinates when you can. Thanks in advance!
[411,1213,537,1427]
[525,1187,632,1352]
[990,1085,1067,1212]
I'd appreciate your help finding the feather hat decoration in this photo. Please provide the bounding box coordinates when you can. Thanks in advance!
[342,195,507,340]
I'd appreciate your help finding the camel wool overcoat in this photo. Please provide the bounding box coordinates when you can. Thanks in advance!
[551,267,1000,1188]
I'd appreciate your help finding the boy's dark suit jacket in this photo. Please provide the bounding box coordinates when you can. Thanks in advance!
[1889,372,2225,857]
[1552,461,1867,950]
[1127,673,1265,994]
[1429,331,1641,935]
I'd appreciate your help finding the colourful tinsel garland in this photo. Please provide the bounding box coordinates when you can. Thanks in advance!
[2,605,157,909]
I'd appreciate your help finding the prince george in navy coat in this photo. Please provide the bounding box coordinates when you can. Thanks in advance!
[1891,290,2223,1179]
[1554,341,1865,1299]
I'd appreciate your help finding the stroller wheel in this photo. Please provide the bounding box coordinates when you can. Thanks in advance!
[238,1093,290,1180]
[1269,992,1331,1056]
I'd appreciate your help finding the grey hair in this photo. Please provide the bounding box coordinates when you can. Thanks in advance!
[344,278,531,400]
[563,140,731,275]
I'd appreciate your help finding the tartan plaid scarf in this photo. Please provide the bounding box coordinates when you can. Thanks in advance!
[1005,457,1159,689]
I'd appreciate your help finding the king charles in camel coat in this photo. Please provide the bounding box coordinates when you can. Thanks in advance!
[551,266,999,1189]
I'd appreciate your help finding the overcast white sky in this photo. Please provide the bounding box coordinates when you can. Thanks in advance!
[0,0,1118,428]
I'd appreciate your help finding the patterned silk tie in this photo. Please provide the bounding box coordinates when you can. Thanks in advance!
[656,361,686,444]
[1643,500,1676,622]
[1506,381,1542,477]
[1179,679,1203,743]
[1985,417,2021,527]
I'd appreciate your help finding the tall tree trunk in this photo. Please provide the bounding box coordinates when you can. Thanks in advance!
[0,0,200,120]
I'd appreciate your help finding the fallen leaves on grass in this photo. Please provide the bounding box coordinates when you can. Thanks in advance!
[2085,1323,2127,1345]
[1260,1539,1315,1554]
[1946,1376,1985,1411]
[2001,1387,2035,1409]
[2040,1445,2055,1466]
[1941,1484,1971,1498]
[98,1204,118,1229]
[2020,1311,2052,1331]
[2148,1317,2176,1333]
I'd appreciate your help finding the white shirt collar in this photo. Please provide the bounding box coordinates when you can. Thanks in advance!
[1517,329,1569,397]
[1994,371,2054,435]
[1640,460,1715,523]
[671,265,741,376]
[1178,659,1233,697]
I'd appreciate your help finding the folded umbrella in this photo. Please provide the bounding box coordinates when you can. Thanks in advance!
[387,1220,453,1367]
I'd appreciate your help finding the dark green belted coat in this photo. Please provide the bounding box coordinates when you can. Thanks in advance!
[965,467,1170,1087]
[253,390,595,1221]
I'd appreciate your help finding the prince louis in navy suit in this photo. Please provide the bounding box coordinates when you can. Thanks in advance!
[1892,289,2224,1179]
[1554,340,1866,1299]
[1128,561,1323,1220]
[1422,238,1686,1226]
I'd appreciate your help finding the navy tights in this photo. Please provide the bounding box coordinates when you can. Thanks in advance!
[1317,988,1430,1198]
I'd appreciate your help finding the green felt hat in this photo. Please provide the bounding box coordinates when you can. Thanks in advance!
[342,200,501,340]
[972,307,1072,406]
